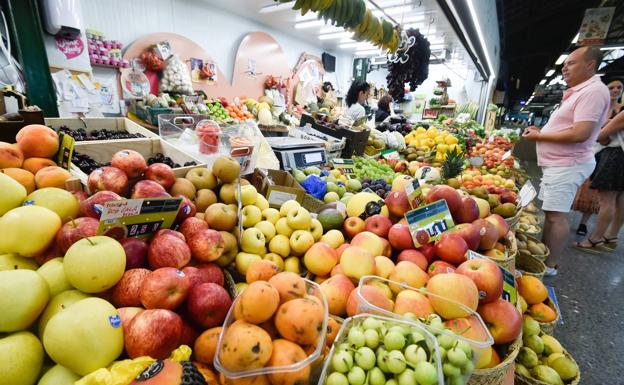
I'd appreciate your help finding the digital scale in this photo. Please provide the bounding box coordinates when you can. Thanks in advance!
[265,137,327,170]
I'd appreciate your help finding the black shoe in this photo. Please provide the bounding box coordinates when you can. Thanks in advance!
[576,224,587,236]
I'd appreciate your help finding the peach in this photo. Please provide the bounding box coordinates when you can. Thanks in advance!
[426,273,479,319]
[388,261,429,293]
[246,259,280,283]
[16,124,59,158]
[339,246,376,281]
[0,142,23,168]
[320,274,355,316]
[304,242,338,276]
[268,272,306,304]
[274,297,325,345]
[393,289,434,318]
[346,284,394,317]
[1,168,35,193]
[22,157,56,174]
[350,231,384,256]
[239,281,280,324]
[35,166,71,189]
[369,280,393,299]
[374,256,395,279]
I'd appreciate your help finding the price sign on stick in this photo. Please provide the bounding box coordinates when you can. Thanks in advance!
[97,198,182,239]
[405,200,454,247]
[519,181,537,207]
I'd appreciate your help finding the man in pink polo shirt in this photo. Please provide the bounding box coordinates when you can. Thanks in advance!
[523,46,610,276]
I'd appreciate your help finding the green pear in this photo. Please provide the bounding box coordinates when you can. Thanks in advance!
[0,172,26,216]
[37,258,73,296]
[38,289,90,338]
[0,269,50,332]
[522,316,540,337]
[0,253,39,271]
[0,331,44,385]
[524,334,545,355]
[550,356,579,381]
[532,365,564,385]
[38,364,80,385]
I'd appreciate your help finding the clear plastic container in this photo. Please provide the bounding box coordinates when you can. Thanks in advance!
[354,276,494,384]
[318,314,444,385]
[214,278,329,380]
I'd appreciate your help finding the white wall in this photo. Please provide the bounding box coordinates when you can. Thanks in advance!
[80,0,353,92]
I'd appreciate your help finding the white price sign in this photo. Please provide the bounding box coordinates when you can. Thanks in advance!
[501,150,512,161]
[519,181,537,207]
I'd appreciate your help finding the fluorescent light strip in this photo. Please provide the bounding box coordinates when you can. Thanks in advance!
[259,1,294,14]
[320,25,344,34]
[319,31,353,40]
[555,54,568,65]
[539,79,546,85]
[372,5,412,17]
[545,69,555,77]
[571,33,579,44]
[600,46,624,51]
[466,0,495,80]
[339,42,376,49]
[295,20,325,29]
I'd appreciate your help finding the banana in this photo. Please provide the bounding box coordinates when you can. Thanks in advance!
[292,0,304,11]
[300,0,312,15]
[319,0,333,11]
[334,0,343,25]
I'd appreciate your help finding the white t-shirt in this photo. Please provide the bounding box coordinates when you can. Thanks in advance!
[345,103,366,121]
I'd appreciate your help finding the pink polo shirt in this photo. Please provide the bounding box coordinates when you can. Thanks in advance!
[536,75,610,167]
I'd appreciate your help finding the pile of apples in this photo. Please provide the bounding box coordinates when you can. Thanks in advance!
[468,139,514,170]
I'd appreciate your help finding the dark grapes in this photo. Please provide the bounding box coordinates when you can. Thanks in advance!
[56,125,146,141]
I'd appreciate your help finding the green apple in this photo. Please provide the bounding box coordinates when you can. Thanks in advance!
[0,269,49,332]
[0,253,38,271]
[235,252,262,275]
[310,218,323,241]
[290,230,315,255]
[63,236,126,293]
[0,172,26,216]
[268,234,291,258]
[240,228,266,254]
[43,298,124,376]
[279,200,300,217]
[321,229,345,249]
[292,170,306,183]
[0,205,61,257]
[37,257,72,296]
[326,181,339,194]
[242,205,263,228]
[24,187,79,223]
[346,179,362,192]
[254,194,269,211]
[287,207,312,230]
[254,220,276,241]
[38,364,80,385]
[0,331,43,385]
[262,208,281,224]
[275,217,294,237]
[236,185,258,206]
[38,289,90,338]
[336,185,346,197]
[324,192,340,203]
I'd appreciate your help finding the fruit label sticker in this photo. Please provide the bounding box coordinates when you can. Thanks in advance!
[468,250,517,304]
[108,315,122,328]
[405,200,454,247]
[97,197,182,239]
[56,132,75,171]
[519,181,537,207]
[404,179,423,209]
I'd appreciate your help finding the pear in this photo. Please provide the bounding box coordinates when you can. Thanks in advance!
[542,335,564,355]
[524,334,545,355]
[550,356,579,381]
[0,331,44,385]
[532,365,564,385]
[518,347,539,368]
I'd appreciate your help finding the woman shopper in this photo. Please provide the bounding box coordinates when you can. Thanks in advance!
[574,108,624,252]
[375,94,393,123]
[345,80,371,121]
[572,78,623,235]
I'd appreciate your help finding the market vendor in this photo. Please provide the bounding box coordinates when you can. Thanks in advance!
[375,94,393,123]
[345,80,371,121]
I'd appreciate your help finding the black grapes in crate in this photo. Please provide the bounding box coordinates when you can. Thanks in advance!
[57,125,146,141]
[361,178,392,199]
[73,152,196,174]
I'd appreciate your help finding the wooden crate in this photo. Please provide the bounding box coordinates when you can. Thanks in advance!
[71,137,205,187]
[44,117,157,142]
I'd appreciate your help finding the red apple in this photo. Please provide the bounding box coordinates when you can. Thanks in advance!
[434,232,468,265]
[175,195,197,223]
[187,229,224,263]
[148,230,191,269]
[385,191,410,217]
[120,237,149,269]
[444,315,490,342]
[478,298,522,344]
[179,319,200,347]
[144,163,176,190]
[426,273,479,319]
[397,249,428,271]
[72,190,88,204]
[55,217,99,253]
[131,179,167,199]
[195,263,225,286]
[380,238,392,258]
[185,283,232,329]
[447,223,481,251]
[425,185,462,214]
[427,260,456,277]
[336,243,350,258]
[140,267,190,309]
[388,224,414,250]
[456,258,503,303]
[179,217,209,240]
[125,309,183,359]
[343,217,365,239]
[485,214,510,240]
[87,166,129,196]
[111,268,151,307]
[473,218,500,250]
[181,266,205,288]
[365,214,392,239]
[453,196,480,224]
[118,307,144,337]
[79,190,123,219]
[418,243,437,264]
[111,149,148,179]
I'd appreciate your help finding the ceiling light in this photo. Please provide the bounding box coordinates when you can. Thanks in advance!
[571,33,579,44]
[259,1,294,14]
[600,46,624,51]
[372,5,412,17]
[339,41,376,49]
[319,31,353,40]
[366,0,407,8]
[320,25,344,34]
[545,69,555,77]
[555,54,568,65]
[295,20,325,29]
[539,79,546,85]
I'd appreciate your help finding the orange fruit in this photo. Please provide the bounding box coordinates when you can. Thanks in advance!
[517,276,548,305]
[529,303,557,323]
[193,326,223,365]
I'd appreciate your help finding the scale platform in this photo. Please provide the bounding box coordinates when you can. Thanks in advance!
[265,137,327,170]
[265,136,326,149]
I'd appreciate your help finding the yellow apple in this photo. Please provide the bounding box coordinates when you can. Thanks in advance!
[275,217,294,237]
[254,194,269,211]
[262,208,281,224]
[0,205,61,257]
[241,205,262,228]
[279,200,300,217]
[38,289,90,338]
[24,187,79,223]
[310,218,323,241]
[0,253,38,271]
[0,269,49,332]
[284,256,302,274]
[321,229,345,249]
[269,234,291,257]
[235,252,262,275]
[38,364,81,385]
[290,230,315,255]
[0,331,43,385]
[254,220,276,241]
[43,298,124,376]
[0,172,26,216]
[37,257,73,296]
[241,228,266,254]
[374,256,395,279]
[263,253,285,271]
[236,184,258,206]
[287,207,312,230]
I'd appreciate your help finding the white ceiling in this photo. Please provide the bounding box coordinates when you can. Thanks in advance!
[202,0,469,61]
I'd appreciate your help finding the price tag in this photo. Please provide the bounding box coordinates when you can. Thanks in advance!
[97,197,182,239]
[519,180,537,207]
[405,200,455,247]
[332,158,356,177]
[404,178,424,209]
[501,150,512,161]
[56,132,75,171]
[381,149,400,160]
[468,250,517,305]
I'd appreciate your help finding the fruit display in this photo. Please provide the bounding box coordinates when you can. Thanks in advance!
[517,211,543,235]
[517,276,559,331]
[56,126,147,141]
[516,234,549,260]
[404,126,462,163]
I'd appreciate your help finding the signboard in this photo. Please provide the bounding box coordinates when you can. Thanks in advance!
[97,198,182,239]
[519,181,537,207]
[405,200,454,247]
[578,7,616,46]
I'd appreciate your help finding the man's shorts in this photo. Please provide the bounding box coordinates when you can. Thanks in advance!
[538,162,596,213]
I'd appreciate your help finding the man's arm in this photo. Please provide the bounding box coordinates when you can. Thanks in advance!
[597,111,624,142]
[523,121,597,143]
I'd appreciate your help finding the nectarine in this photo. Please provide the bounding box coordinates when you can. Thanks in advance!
[22,157,56,174]
[1,167,35,193]
[16,124,59,158]
[0,142,23,168]
[35,166,71,189]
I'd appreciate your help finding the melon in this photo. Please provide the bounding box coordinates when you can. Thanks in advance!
[346,192,389,218]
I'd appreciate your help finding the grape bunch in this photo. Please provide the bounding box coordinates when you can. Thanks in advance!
[147,153,197,169]
[361,178,391,199]
[324,316,440,385]
[73,152,105,174]
[386,29,431,102]
[353,157,396,185]
[57,126,146,141]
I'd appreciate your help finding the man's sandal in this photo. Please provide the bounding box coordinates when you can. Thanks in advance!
[603,237,618,251]
[572,238,607,254]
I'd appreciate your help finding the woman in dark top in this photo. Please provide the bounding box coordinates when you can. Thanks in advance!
[375,94,393,123]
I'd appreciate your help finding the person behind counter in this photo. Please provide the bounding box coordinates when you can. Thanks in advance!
[345,80,371,121]
[375,94,393,123]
